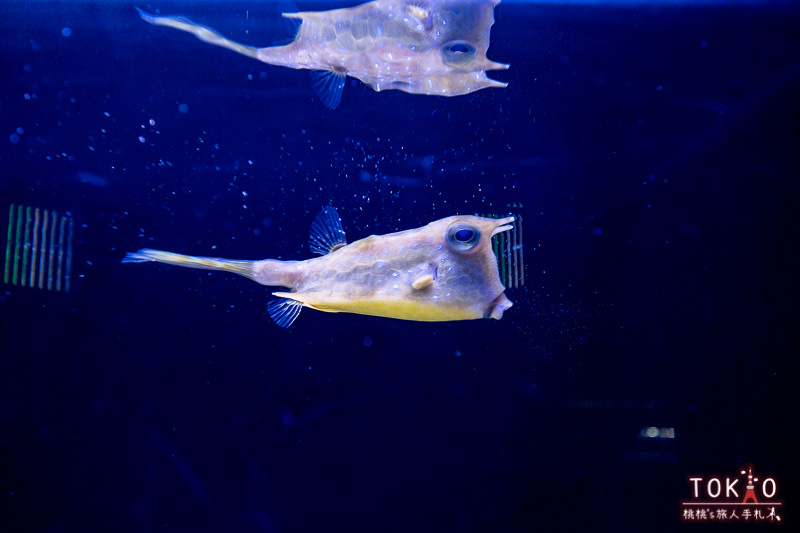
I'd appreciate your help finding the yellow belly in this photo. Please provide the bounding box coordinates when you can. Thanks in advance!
[273,292,481,322]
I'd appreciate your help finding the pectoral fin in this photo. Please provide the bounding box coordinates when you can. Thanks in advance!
[310,70,346,110]
[267,297,304,328]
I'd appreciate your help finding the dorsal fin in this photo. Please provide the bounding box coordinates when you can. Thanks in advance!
[308,206,347,255]
[310,69,346,110]
[267,298,303,328]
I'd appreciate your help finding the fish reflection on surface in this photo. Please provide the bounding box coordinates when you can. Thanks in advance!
[137,0,508,109]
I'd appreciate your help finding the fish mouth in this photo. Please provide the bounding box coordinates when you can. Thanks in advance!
[491,216,515,237]
[486,293,513,320]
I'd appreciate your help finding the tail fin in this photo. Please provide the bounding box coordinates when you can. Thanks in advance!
[123,248,257,281]
[136,7,261,60]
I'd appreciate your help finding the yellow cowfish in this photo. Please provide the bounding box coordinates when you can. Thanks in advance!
[135,0,508,109]
[123,207,515,327]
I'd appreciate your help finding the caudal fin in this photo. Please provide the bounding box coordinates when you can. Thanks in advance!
[136,7,260,60]
[122,248,257,281]
[125,248,302,327]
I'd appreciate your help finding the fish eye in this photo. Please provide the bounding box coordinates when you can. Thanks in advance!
[446,224,481,252]
[455,229,473,241]
[441,40,477,65]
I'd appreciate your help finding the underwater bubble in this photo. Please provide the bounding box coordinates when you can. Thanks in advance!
[9,134,20,144]
[363,336,373,347]
[61,27,72,38]
[178,103,189,114]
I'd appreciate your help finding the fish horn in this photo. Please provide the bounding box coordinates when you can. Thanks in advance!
[491,216,515,237]
[486,60,511,71]
[485,78,509,89]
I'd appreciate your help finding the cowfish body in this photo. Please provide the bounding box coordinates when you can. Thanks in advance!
[124,210,515,327]
[264,215,513,321]
[266,0,509,96]
[136,0,508,109]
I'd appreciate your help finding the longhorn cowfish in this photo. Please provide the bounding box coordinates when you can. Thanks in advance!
[123,208,515,327]
[136,0,509,109]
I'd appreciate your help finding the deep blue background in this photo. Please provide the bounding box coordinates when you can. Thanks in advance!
[1,1,798,531]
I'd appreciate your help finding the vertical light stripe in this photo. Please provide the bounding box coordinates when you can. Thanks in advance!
[13,204,24,285]
[65,217,74,293]
[21,206,32,287]
[30,208,41,286]
[38,209,49,289]
[3,205,74,292]
[47,212,59,290]
[56,216,66,291]
[517,215,524,287]
[504,221,512,288]
[4,204,14,285]
[512,215,520,289]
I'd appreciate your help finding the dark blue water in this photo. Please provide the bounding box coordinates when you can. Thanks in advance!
[1,1,798,531]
